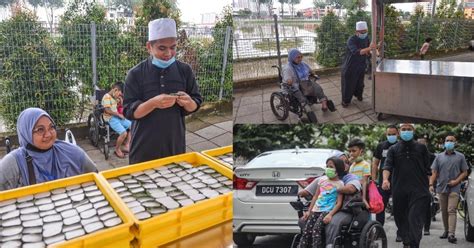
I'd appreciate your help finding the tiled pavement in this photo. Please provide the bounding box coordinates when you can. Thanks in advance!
[233,73,444,124]
[79,114,233,171]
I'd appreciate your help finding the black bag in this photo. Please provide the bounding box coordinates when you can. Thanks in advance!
[299,80,317,97]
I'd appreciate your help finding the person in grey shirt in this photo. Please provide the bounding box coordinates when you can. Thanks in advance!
[298,154,362,248]
[429,133,468,244]
[0,108,97,191]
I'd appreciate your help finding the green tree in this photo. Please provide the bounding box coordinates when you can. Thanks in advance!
[58,0,146,116]
[195,6,233,101]
[278,0,288,17]
[313,0,326,9]
[289,0,301,17]
[0,11,78,129]
[404,5,437,55]
[383,5,404,58]
[315,10,346,67]
[235,124,473,165]
[346,0,367,11]
[135,0,180,28]
[345,9,371,36]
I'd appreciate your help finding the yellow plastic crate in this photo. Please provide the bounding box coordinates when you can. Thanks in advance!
[201,145,233,169]
[99,152,233,248]
[159,220,232,248]
[0,173,134,248]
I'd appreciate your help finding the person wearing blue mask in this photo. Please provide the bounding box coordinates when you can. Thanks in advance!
[429,133,468,244]
[123,18,202,164]
[382,123,432,248]
[371,125,399,228]
[340,21,376,108]
[0,108,97,191]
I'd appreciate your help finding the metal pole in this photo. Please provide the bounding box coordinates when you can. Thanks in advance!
[431,0,436,17]
[91,22,97,95]
[371,0,377,110]
[218,26,232,101]
[274,14,282,71]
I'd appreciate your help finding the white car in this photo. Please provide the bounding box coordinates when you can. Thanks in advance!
[233,148,341,246]
[464,165,474,242]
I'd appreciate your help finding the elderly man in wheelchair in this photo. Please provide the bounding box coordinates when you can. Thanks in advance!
[292,161,387,248]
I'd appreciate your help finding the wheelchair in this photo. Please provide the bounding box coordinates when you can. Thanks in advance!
[289,196,387,248]
[87,89,119,160]
[270,65,333,124]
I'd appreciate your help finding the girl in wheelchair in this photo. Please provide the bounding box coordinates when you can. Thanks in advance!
[283,49,335,112]
[299,157,346,248]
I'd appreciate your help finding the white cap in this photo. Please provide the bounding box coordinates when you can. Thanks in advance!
[356,21,368,31]
[399,123,415,129]
[148,18,177,41]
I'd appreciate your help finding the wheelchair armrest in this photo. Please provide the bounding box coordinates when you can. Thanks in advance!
[347,202,366,208]
[290,201,311,211]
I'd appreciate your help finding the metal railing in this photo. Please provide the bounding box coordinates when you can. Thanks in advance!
[0,19,232,132]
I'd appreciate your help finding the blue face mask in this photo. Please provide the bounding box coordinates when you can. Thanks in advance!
[387,135,397,144]
[358,33,368,39]
[152,56,176,69]
[444,141,455,150]
[400,131,414,141]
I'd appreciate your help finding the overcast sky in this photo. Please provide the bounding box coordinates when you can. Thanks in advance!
[178,0,232,24]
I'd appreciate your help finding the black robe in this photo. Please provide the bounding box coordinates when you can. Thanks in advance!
[341,35,369,104]
[123,57,202,164]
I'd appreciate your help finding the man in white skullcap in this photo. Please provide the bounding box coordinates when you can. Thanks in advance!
[123,18,202,164]
[340,21,376,108]
[382,123,431,248]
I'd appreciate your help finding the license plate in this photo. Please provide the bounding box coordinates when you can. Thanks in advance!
[255,185,298,196]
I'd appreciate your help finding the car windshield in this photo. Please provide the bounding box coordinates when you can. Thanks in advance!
[246,150,335,168]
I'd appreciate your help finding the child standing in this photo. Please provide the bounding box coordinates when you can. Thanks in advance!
[348,138,371,210]
[298,157,346,248]
[420,37,432,60]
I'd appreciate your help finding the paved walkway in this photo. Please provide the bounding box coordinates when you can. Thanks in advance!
[76,114,233,171]
[233,73,447,124]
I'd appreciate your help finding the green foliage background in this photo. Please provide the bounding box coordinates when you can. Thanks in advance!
[0,11,77,129]
[235,124,474,166]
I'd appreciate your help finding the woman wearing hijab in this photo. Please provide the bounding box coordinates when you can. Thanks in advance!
[282,49,331,112]
[0,108,97,191]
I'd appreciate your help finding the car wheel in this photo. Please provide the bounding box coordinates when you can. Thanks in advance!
[233,232,256,247]
[465,206,474,242]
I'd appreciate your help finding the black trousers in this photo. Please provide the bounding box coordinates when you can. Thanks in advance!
[392,191,430,247]
[376,186,392,226]
[341,67,365,104]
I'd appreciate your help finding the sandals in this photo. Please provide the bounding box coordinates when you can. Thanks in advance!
[327,100,336,112]
[114,150,126,159]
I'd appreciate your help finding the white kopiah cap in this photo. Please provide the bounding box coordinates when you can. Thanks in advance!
[399,123,415,129]
[356,21,368,31]
[148,18,177,41]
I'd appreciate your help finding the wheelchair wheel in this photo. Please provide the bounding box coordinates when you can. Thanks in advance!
[302,104,317,123]
[103,140,110,160]
[270,92,289,120]
[87,113,99,147]
[290,233,301,248]
[359,221,387,248]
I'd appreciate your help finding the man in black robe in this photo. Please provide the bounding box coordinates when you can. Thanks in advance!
[123,18,202,164]
[382,123,431,248]
[340,21,376,107]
